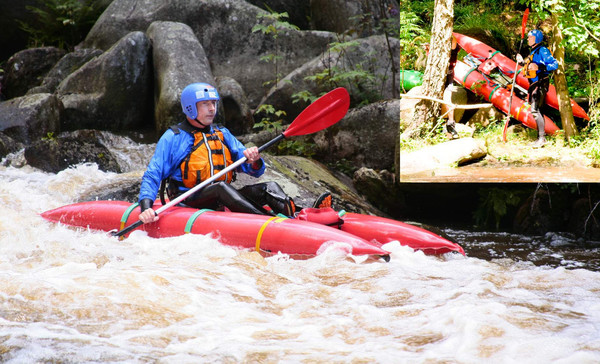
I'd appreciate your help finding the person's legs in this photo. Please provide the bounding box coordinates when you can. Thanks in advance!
[529,80,548,147]
[184,182,267,214]
[238,182,295,216]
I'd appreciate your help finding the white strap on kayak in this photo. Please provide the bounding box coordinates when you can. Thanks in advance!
[255,216,287,253]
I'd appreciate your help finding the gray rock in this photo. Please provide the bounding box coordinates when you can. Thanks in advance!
[24,129,121,173]
[260,35,400,122]
[216,76,254,135]
[0,132,25,160]
[81,0,336,106]
[146,21,215,132]
[312,99,400,171]
[310,0,399,36]
[57,31,152,131]
[0,93,62,144]
[3,47,66,99]
[27,48,103,95]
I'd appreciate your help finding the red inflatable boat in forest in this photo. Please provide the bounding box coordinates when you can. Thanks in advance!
[453,32,590,120]
[41,200,465,261]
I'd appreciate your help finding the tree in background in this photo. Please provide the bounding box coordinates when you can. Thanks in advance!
[408,0,454,133]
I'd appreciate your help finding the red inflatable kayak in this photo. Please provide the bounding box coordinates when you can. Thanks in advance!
[453,32,589,120]
[41,201,465,260]
[454,60,560,134]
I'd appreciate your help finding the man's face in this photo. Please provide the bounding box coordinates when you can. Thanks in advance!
[195,100,217,125]
[528,34,536,47]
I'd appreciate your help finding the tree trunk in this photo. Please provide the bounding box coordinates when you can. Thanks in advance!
[408,0,454,133]
[550,12,578,139]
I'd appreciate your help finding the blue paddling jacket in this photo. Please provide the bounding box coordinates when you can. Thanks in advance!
[527,44,558,83]
[138,123,265,204]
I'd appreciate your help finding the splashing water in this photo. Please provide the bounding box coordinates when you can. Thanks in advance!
[1,138,600,362]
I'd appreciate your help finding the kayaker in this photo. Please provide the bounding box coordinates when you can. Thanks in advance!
[516,29,558,148]
[137,82,330,224]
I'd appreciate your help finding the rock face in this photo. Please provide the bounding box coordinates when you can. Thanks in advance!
[24,130,121,173]
[261,35,400,122]
[3,47,66,99]
[81,0,337,106]
[146,21,215,133]
[312,99,400,171]
[0,93,62,144]
[56,31,153,131]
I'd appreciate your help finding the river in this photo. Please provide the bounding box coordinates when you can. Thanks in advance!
[1,134,599,363]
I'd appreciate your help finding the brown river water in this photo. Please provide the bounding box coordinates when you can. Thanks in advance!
[1,134,600,362]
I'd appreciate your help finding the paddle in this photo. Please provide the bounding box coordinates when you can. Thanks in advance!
[503,8,529,142]
[112,87,351,238]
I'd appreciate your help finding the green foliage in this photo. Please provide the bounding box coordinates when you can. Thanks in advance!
[253,104,285,132]
[518,0,600,58]
[276,139,317,158]
[473,187,522,229]
[252,9,300,87]
[399,10,427,70]
[18,0,103,50]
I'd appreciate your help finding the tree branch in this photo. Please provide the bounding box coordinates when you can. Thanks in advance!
[571,9,600,43]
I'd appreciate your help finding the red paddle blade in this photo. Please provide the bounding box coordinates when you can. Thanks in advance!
[283,87,350,137]
[521,9,529,39]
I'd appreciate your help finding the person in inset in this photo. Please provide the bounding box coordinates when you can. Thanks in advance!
[137,82,329,224]
[442,35,461,139]
[517,29,558,148]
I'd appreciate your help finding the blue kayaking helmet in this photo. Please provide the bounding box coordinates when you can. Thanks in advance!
[180,83,220,120]
[528,29,544,44]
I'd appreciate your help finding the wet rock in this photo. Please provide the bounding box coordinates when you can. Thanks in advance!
[311,99,400,171]
[3,47,66,99]
[216,76,254,135]
[232,154,383,215]
[0,93,62,144]
[353,167,402,215]
[27,48,103,95]
[146,21,215,133]
[260,35,400,121]
[24,129,121,173]
[82,0,336,106]
[0,132,24,160]
[56,31,152,132]
[400,138,487,175]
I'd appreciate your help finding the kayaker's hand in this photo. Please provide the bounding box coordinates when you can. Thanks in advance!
[244,146,260,164]
[139,208,159,224]
[516,54,524,64]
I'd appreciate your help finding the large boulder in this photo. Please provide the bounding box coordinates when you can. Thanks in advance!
[2,47,66,99]
[81,0,336,106]
[216,76,254,135]
[27,48,103,95]
[146,21,215,133]
[24,129,121,173]
[56,31,152,132]
[311,99,400,171]
[310,0,399,36]
[0,93,62,144]
[260,35,400,122]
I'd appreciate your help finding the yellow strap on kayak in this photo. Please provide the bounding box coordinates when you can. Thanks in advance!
[255,216,287,252]
[184,209,213,234]
[118,202,139,240]
[516,102,530,121]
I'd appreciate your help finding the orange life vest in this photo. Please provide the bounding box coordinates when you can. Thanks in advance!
[180,125,234,188]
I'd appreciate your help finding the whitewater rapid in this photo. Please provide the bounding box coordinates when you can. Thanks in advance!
[1,135,599,363]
